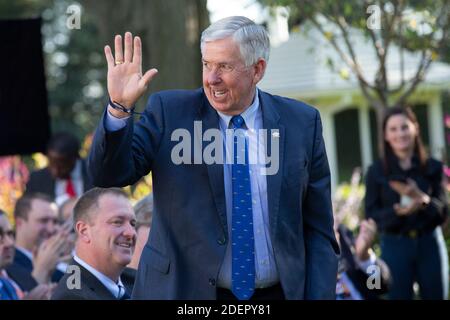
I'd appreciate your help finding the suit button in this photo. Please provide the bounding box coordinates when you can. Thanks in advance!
[209,278,216,286]
[217,237,226,245]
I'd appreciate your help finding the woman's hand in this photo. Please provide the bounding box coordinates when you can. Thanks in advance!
[393,200,422,216]
[390,179,431,215]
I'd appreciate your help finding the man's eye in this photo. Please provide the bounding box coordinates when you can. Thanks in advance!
[221,64,233,72]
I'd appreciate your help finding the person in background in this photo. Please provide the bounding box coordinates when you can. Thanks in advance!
[26,132,94,206]
[51,188,136,300]
[127,194,153,270]
[58,197,78,224]
[365,106,449,299]
[335,218,391,300]
[0,209,55,299]
[6,193,70,288]
[56,197,78,273]
[122,193,153,293]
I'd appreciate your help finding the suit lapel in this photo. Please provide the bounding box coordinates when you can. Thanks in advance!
[198,94,228,235]
[72,259,118,300]
[259,90,285,239]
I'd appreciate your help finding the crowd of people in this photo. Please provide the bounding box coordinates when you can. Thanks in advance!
[1,15,448,300]
[0,107,448,300]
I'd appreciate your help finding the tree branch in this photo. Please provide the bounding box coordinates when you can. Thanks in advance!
[394,49,432,108]
[329,3,391,108]
[393,0,449,106]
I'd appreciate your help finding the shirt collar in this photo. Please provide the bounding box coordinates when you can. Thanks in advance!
[216,88,260,130]
[73,255,124,299]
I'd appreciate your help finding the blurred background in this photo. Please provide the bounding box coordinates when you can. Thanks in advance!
[0,0,449,297]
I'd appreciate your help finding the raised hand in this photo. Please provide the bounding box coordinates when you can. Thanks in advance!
[104,32,158,117]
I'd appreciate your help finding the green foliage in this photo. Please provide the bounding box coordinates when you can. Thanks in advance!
[0,0,51,19]
[42,0,106,139]
[261,0,449,56]
[1,0,105,140]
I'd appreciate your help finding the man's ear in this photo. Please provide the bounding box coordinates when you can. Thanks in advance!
[75,220,91,243]
[252,58,267,84]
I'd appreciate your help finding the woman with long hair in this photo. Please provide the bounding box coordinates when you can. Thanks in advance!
[365,106,448,299]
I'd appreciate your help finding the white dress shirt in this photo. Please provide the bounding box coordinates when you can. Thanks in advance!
[54,159,84,206]
[73,255,126,299]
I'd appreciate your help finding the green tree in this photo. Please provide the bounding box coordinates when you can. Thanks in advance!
[1,0,210,139]
[0,0,50,18]
[261,0,450,145]
[81,0,209,97]
[0,0,106,139]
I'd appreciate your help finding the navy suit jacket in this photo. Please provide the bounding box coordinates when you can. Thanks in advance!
[51,259,131,300]
[6,248,64,287]
[4,263,37,292]
[88,88,339,299]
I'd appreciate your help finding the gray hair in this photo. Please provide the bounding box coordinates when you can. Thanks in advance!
[134,194,153,230]
[201,16,270,66]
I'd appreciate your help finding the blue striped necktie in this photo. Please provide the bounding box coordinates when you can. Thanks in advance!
[230,115,255,300]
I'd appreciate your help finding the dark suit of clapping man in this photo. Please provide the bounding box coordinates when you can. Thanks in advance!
[88,16,339,300]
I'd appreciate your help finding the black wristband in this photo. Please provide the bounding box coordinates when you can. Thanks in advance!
[108,98,142,115]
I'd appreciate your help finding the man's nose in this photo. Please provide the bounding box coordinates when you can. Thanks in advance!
[207,69,222,85]
[5,234,15,246]
[123,222,137,239]
[46,221,57,235]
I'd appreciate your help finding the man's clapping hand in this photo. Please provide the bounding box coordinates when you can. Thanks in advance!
[31,228,71,284]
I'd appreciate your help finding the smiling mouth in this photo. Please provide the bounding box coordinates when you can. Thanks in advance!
[2,250,13,258]
[213,90,226,98]
[116,242,133,249]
